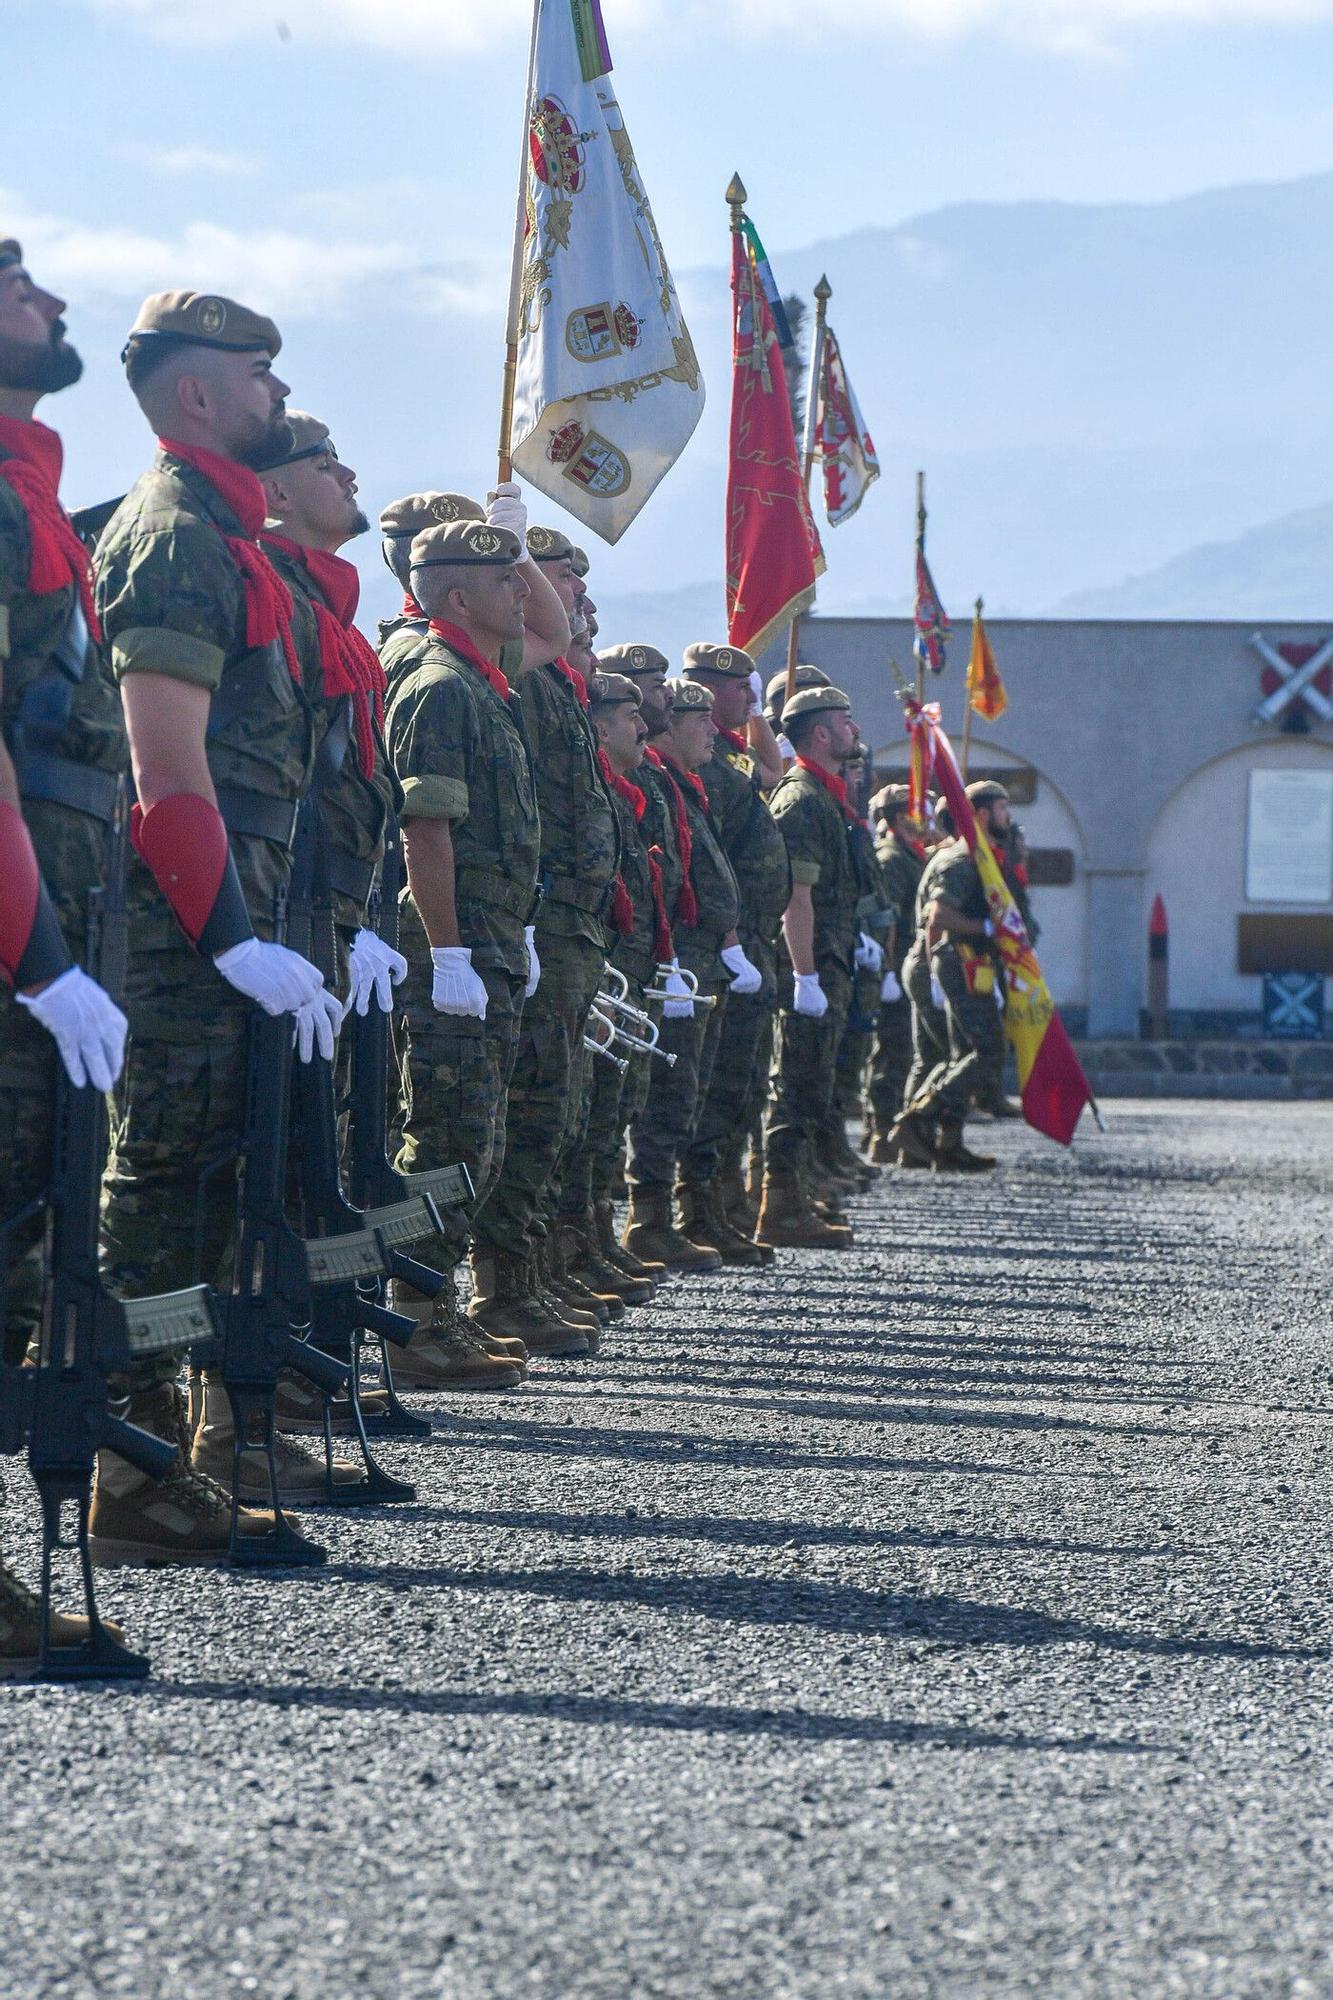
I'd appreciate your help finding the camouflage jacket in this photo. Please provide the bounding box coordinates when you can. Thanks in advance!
[914,837,988,948]
[639,759,685,926]
[95,447,325,949]
[266,540,399,936]
[769,765,858,976]
[699,737,790,948]
[874,831,926,973]
[385,631,540,977]
[518,661,620,947]
[607,776,658,985]
[847,818,894,942]
[377,610,430,702]
[0,436,126,940]
[657,757,741,976]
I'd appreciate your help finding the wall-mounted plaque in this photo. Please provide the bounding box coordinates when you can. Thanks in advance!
[1245,769,1333,904]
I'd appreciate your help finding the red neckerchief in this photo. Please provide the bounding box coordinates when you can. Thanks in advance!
[160,438,299,684]
[646,849,674,963]
[427,617,511,701]
[1013,862,1030,889]
[261,534,385,779]
[598,748,645,939]
[401,590,423,619]
[645,748,698,928]
[897,827,928,864]
[552,655,589,708]
[0,412,100,639]
[795,753,863,827]
[716,726,746,756]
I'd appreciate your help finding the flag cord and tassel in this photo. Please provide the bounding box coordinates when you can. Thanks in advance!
[784,273,831,709]
[960,594,981,779]
[497,0,544,484]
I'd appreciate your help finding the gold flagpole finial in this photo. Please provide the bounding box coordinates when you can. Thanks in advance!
[726,173,747,227]
[975,595,984,619]
[814,273,832,305]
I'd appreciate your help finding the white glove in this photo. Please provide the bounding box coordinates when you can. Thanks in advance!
[16,965,128,1092]
[343,927,408,1019]
[995,982,1007,1014]
[776,733,796,765]
[660,959,694,1021]
[880,968,903,1004]
[523,923,541,1000]
[748,669,764,719]
[292,987,343,1064]
[930,974,946,1010]
[793,972,828,1018]
[215,936,327,1015]
[486,481,527,539]
[431,945,488,1019]
[720,943,762,995]
[854,931,884,973]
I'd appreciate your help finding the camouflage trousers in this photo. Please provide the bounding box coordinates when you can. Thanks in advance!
[832,964,881,1120]
[961,985,1008,1107]
[394,945,526,1275]
[902,941,971,1122]
[763,960,852,1181]
[471,932,606,1257]
[867,989,913,1127]
[1,984,59,1363]
[626,980,728,1191]
[686,935,778,1186]
[560,968,647,1215]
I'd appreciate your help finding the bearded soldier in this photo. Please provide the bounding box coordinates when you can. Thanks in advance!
[91,291,344,1565]
[0,239,139,1667]
[865,783,926,1161]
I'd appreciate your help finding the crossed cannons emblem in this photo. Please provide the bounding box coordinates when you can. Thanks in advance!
[1249,632,1333,726]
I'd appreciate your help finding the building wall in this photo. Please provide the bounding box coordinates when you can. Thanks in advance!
[776,616,1333,1034]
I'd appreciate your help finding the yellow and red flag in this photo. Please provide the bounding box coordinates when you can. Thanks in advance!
[966,604,1007,722]
[905,699,1095,1145]
[726,207,824,655]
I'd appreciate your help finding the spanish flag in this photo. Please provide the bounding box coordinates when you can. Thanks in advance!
[904,699,1095,1146]
[966,605,1007,722]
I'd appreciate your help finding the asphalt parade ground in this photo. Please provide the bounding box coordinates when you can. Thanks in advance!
[4,1101,1333,1999]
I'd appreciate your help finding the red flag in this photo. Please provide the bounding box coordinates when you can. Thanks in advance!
[905,699,1096,1146]
[725,215,824,656]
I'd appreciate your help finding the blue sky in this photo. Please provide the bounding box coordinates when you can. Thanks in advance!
[10,0,1333,620]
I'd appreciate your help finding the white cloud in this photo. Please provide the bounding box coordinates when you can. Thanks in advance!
[124,144,262,177]
[0,189,495,321]
[85,0,1333,49]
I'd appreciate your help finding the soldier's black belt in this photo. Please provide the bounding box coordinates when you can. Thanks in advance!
[455,865,538,923]
[18,754,119,824]
[214,785,300,848]
[325,848,375,906]
[541,871,615,919]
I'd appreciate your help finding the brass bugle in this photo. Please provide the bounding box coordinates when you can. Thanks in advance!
[592,988,677,1065]
[642,962,717,1011]
[584,1003,630,1073]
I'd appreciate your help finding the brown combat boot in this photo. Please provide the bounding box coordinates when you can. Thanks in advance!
[677,1181,770,1269]
[891,1112,937,1170]
[394,1277,529,1367]
[716,1166,758,1236]
[469,1247,593,1359]
[756,1175,855,1250]
[817,1125,878,1190]
[553,1221,624,1322]
[395,1267,531,1384]
[0,1557,136,1679]
[623,1186,722,1274]
[532,1240,605,1339]
[273,1369,394,1436]
[934,1122,997,1174]
[190,1375,365,1502]
[594,1199,665,1286]
[565,1214,654,1306]
[90,1383,313,1568]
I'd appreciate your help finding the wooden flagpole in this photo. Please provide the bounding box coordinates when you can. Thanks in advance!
[961,594,981,780]
[784,272,831,708]
[498,0,543,484]
[913,469,927,706]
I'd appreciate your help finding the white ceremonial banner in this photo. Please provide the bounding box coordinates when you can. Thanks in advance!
[1245,768,1333,904]
[510,0,704,544]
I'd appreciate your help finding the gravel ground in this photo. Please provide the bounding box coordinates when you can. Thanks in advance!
[3,1100,1333,2000]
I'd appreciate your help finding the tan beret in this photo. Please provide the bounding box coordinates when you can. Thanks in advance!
[570,545,591,579]
[683,641,755,681]
[781,684,852,729]
[870,783,912,818]
[588,672,642,709]
[410,520,524,571]
[123,289,281,362]
[598,642,669,678]
[966,779,1010,807]
[765,663,829,707]
[253,409,332,474]
[526,525,576,564]
[0,240,21,269]
[380,492,484,540]
[669,678,715,715]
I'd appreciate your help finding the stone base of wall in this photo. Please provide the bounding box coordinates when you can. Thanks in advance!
[1070,1039,1333,1099]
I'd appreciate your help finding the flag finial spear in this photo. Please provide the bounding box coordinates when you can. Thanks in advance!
[726,172,747,224]
[975,595,984,618]
[814,273,832,304]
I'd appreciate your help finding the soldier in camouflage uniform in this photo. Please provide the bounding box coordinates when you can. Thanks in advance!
[0,237,141,1667]
[757,685,863,1251]
[385,517,543,1386]
[865,783,926,1160]
[92,289,346,1564]
[825,740,889,1191]
[679,642,788,1262]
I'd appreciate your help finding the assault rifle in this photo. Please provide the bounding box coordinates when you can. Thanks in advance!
[344,817,473,1438]
[0,786,215,1679]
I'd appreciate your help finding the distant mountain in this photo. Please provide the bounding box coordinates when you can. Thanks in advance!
[1055,500,1333,619]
